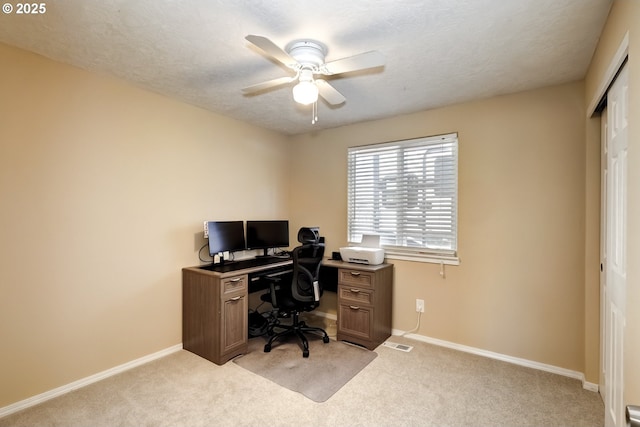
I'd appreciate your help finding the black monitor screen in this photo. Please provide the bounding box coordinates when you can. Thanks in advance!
[246,220,289,251]
[207,221,246,256]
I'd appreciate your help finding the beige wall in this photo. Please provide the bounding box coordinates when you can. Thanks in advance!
[584,0,640,405]
[0,43,290,407]
[290,81,594,376]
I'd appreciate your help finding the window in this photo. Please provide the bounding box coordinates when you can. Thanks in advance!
[347,133,458,264]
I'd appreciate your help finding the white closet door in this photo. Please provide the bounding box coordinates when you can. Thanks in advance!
[603,62,628,427]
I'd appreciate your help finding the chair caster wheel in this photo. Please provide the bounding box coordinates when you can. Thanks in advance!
[303,349,309,358]
[323,336,330,343]
[264,344,271,353]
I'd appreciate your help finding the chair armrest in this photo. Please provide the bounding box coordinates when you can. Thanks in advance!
[264,275,282,307]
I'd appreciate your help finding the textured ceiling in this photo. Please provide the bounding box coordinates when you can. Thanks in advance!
[0,0,612,135]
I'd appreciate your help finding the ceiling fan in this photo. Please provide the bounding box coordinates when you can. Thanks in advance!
[242,35,385,123]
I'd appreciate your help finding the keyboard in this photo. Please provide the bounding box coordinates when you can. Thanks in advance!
[202,256,290,273]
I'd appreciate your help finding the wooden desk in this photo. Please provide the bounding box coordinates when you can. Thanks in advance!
[182,259,393,364]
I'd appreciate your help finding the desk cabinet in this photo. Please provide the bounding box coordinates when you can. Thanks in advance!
[182,267,248,365]
[335,262,393,350]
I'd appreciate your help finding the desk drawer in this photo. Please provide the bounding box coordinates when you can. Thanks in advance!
[339,286,374,306]
[338,304,373,341]
[339,269,375,289]
[222,275,247,295]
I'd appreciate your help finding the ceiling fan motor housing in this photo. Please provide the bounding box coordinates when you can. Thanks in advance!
[286,40,327,69]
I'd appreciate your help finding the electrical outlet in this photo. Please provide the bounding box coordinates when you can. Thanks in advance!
[203,221,209,238]
[415,299,425,313]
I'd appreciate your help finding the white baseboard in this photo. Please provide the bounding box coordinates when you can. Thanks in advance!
[393,329,599,393]
[0,344,183,419]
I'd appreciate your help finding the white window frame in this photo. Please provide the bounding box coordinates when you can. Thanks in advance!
[347,133,459,265]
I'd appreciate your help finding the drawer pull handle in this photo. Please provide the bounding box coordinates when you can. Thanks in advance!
[349,305,360,310]
[350,289,360,293]
[230,278,242,283]
[350,272,361,277]
[230,296,241,301]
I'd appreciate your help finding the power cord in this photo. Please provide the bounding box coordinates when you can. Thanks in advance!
[199,244,241,264]
[198,243,212,262]
[401,311,422,337]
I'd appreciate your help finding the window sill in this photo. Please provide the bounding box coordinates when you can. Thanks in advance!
[384,251,460,266]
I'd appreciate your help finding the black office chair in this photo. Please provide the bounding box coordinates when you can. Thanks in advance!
[260,227,330,357]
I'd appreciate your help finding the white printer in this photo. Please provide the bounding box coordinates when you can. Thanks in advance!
[339,234,385,265]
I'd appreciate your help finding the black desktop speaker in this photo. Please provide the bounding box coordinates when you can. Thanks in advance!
[331,251,342,261]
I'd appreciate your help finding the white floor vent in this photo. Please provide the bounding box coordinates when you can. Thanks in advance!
[382,341,413,352]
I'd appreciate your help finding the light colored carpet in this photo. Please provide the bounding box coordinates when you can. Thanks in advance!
[0,334,604,427]
[234,335,377,402]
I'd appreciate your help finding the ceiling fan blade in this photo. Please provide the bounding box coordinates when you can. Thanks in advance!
[322,51,385,75]
[316,79,346,105]
[245,35,298,69]
[242,76,295,93]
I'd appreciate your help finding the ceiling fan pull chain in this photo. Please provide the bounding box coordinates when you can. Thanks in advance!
[311,101,318,124]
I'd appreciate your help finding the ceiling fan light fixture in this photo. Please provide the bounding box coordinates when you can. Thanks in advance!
[292,80,318,105]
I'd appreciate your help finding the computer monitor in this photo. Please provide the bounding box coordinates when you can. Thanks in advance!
[206,221,246,261]
[246,220,289,257]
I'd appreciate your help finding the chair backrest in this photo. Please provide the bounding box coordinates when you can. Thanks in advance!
[290,228,325,304]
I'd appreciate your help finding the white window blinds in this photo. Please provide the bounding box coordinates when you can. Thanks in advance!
[347,133,458,262]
